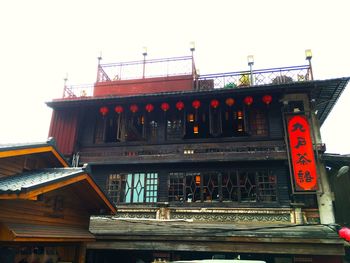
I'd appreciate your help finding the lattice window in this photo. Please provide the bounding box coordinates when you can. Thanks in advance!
[146,173,158,202]
[222,171,239,202]
[106,174,126,204]
[106,172,158,204]
[203,172,219,201]
[185,172,201,202]
[257,171,277,202]
[168,169,277,204]
[168,172,185,202]
[239,171,258,202]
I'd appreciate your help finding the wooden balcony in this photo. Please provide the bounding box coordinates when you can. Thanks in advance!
[78,140,287,165]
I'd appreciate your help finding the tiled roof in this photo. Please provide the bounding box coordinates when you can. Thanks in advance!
[0,168,84,194]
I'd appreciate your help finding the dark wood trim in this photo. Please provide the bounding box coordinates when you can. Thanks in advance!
[87,240,344,256]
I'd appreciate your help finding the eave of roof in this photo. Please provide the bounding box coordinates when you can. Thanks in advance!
[323,153,350,169]
[46,77,350,126]
[0,167,116,213]
[0,222,95,242]
[0,138,68,167]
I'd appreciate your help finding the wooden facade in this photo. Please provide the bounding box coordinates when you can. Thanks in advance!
[0,142,116,263]
[46,57,350,262]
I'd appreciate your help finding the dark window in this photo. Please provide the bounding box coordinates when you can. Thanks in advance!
[184,109,210,139]
[166,110,184,141]
[221,108,246,137]
[94,112,124,143]
[106,173,158,204]
[125,113,144,142]
[248,108,268,136]
[168,169,277,203]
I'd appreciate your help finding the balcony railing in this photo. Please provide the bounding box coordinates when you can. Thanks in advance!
[62,61,311,99]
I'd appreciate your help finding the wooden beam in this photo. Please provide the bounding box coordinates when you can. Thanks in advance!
[87,240,345,256]
[85,176,116,214]
[0,146,53,158]
[0,223,15,241]
[50,147,69,167]
[24,174,88,199]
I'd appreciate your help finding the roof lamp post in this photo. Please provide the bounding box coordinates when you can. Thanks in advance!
[190,41,196,79]
[305,49,313,80]
[247,55,254,86]
[142,46,147,78]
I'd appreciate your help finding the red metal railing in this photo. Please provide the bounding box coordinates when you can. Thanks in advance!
[96,55,194,82]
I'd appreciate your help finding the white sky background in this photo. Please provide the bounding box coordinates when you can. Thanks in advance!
[0,0,349,153]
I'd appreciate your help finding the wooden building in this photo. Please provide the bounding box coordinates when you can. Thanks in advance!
[0,140,116,263]
[46,54,350,262]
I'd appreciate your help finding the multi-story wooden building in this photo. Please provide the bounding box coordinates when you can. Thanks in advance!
[47,52,350,263]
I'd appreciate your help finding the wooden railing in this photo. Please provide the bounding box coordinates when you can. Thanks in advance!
[78,140,287,164]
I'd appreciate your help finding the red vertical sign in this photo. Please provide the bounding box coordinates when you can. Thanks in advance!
[287,115,318,191]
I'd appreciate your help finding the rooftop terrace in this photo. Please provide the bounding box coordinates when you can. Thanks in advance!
[61,54,313,99]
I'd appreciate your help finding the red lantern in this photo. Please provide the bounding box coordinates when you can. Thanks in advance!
[130,104,139,113]
[339,227,350,241]
[145,103,154,113]
[225,98,235,107]
[262,95,272,105]
[114,105,123,114]
[210,99,220,109]
[99,106,109,116]
[161,102,170,112]
[192,100,201,109]
[244,96,253,106]
[176,101,185,111]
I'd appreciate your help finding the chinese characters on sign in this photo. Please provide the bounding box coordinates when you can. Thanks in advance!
[287,115,318,191]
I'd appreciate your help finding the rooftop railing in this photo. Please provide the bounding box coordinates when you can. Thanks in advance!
[61,56,312,99]
[96,55,194,82]
[196,65,311,91]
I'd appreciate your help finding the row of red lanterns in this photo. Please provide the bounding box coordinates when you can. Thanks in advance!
[99,95,273,116]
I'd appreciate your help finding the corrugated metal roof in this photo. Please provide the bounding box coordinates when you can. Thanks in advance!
[48,110,79,156]
[0,167,84,193]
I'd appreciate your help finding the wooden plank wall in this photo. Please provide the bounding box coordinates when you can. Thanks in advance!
[0,156,25,178]
[0,154,61,179]
[268,104,284,139]
[0,186,90,228]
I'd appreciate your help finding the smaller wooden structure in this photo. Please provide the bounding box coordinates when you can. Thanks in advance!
[0,140,116,263]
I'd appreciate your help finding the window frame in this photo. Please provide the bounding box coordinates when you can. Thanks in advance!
[168,169,278,204]
[106,172,159,205]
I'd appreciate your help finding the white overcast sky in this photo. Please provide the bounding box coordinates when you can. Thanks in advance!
[0,0,349,154]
